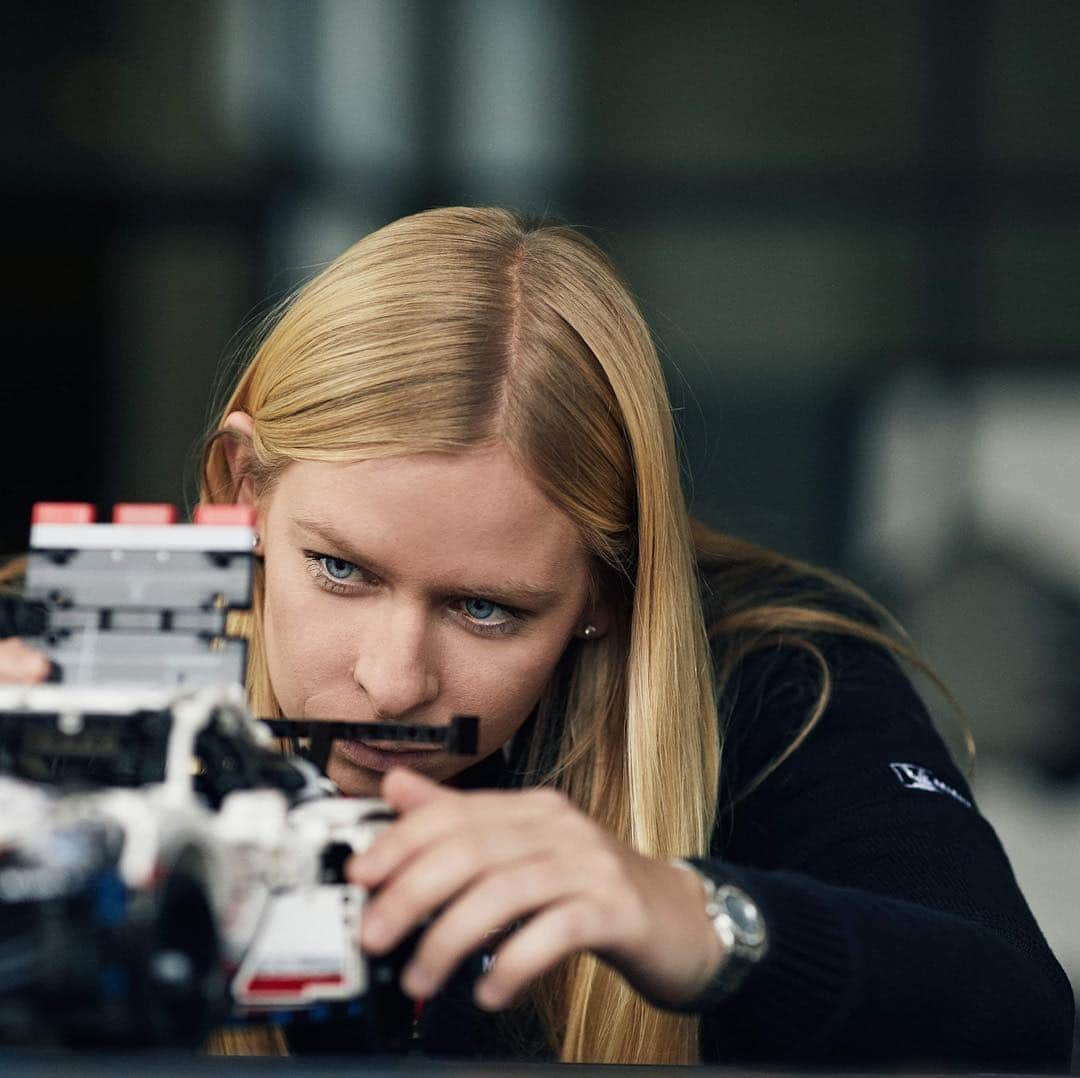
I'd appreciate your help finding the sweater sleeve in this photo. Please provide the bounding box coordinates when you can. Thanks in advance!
[694,637,1075,1071]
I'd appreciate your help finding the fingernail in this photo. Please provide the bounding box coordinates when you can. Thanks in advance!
[402,964,432,999]
[25,654,50,681]
[474,977,502,1011]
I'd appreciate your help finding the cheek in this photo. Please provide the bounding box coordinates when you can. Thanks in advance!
[260,563,347,713]
[451,635,572,756]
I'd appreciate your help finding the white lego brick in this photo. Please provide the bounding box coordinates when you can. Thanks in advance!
[30,523,256,553]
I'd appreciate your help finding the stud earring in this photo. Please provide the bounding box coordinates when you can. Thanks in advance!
[582,624,599,639]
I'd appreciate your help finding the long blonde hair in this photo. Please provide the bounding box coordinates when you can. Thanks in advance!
[201,207,714,1063]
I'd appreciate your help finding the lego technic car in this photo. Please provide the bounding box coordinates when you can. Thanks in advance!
[0,503,477,1048]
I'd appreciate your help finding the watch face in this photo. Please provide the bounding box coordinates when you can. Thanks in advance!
[722,889,767,947]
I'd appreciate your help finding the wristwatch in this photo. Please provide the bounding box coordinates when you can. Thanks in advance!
[669,858,768,1008]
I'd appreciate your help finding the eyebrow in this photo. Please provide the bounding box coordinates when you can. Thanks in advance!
[290,514,564,608]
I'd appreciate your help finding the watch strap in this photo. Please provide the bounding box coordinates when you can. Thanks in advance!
[668,858,769,1011]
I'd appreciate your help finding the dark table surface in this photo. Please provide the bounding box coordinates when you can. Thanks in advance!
[0,1049,1059,1078]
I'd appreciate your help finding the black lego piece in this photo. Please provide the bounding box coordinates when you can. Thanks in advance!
[262,715,479,756]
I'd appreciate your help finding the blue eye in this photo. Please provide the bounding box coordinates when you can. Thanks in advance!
[463,597,499,620]
[322,556,356,581]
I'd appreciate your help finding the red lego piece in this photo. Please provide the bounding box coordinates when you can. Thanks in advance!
[112,504,179,525]
[193,504,258,527]
[31,502,97,525]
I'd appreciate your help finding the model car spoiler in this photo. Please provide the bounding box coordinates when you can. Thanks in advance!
[262,715,479,756]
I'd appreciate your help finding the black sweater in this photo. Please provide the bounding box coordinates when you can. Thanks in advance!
[421,634,1075,1071]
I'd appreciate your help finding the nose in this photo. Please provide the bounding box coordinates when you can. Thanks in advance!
[351,603,439,720]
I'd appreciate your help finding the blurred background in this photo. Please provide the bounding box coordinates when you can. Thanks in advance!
[2,0,1078,1030]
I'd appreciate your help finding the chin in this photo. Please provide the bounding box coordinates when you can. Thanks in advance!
[327,748,468,798]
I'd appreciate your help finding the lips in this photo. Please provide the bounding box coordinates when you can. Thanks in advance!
[359,741,440,753]
[333,738,443,774]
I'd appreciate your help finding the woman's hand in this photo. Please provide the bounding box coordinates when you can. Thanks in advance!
[0,638,51,684]
[346,768,727,1012]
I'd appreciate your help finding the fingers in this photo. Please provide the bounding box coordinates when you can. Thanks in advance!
[349,781,554,891]
[400,855,590,1000]
[358,813,557,954]
[347,781,612,1009]
[0,638,51,684]
[473,898,606,1011]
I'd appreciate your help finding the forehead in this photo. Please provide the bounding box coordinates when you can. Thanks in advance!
[268,445,586,582]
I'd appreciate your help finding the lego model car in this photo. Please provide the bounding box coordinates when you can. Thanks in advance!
[0,503,477,1048]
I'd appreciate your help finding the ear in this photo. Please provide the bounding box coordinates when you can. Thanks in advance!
[221,411,258,507]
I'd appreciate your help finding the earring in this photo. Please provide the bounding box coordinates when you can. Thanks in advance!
[582,624,599,639]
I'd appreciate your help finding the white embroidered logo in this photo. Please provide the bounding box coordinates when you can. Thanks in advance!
[889,763,972,808]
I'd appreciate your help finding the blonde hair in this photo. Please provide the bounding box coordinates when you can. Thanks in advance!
[202,207,714,1063]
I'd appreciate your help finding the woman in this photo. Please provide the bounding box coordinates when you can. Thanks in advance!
[2,207,1073,1068]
